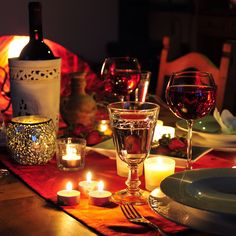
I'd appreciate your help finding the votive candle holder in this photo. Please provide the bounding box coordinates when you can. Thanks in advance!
[56,137,86,171]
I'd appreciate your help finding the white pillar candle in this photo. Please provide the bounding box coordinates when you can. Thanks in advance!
[78,171,98,195]
[57,182,80,206]
[88,181,112,206]
[116,153,143,177]
[144,157,175,191]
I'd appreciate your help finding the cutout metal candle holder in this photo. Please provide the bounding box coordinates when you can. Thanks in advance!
[8,58,61,131]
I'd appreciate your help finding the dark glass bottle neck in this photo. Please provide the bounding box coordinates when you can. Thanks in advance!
[29,2,43,41]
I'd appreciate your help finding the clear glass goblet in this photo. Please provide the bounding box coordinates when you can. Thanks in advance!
[165,71,216,170]
[108,102,160,205]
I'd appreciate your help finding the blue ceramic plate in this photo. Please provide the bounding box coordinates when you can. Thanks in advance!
[149,169,236,235]
[160,168,236,215]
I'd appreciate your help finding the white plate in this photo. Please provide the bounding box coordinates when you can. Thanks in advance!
[176,116,236,143]
[160,168,236,215]
[191,133,236,151]
[149,187,236,235]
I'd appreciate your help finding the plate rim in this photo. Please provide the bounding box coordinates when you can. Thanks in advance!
[148,188,236,235]
[160,168,236,215]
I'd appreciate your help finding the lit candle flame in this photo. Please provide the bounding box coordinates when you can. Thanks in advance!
[98,181,104,191]
[66,181,73,191]
[66,145,78,156]
[86,171,92,182]
[99,120,109,132]
[63,144,80,161]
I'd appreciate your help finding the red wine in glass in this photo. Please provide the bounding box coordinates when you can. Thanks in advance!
[167,85,216,120]
[101,57,141,101]
[104,69,141,96]
[165,71,216,170]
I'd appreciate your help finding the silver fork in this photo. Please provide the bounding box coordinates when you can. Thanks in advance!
[120,204,169,236]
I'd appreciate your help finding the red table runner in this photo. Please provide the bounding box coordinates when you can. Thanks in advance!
[1,149,236,236]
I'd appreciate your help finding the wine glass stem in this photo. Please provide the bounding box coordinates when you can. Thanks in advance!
[186,119,194,170]
[125,164,141,194]
[0,168,9,178]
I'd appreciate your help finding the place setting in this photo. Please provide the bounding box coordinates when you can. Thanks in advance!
[176,107,236,151]
[148,70,236,236]
[149,168,236,235]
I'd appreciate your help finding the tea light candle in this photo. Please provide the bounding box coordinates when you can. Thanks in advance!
[62,144,81,168]
[88,181,112,206]
[144,157,175,191]
[97,120,112,136]
[78,171,98,194]
[150,187,166,200]
[57,182,80,206]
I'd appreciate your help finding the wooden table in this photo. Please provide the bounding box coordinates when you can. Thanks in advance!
[0,169,96,236]
[0,105,224,236]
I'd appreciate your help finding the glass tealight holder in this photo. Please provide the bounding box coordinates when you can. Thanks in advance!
[6,115,56,165]
[56,137,86,171]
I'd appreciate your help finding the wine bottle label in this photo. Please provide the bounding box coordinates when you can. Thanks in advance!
[8,58,61,131]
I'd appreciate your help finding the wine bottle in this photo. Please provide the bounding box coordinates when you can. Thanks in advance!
[19,1,54,60]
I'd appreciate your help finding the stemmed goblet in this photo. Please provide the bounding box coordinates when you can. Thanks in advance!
[165,71,216,170]
[108,102,160,205]
[101,57,141,101]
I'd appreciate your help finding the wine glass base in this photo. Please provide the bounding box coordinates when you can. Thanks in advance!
[0,169,9,178]
[111,188,149,205]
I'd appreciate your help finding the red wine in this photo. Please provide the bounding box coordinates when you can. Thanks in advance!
[104,69,140,96]
[166,85,216,120]
[19,2,54,60]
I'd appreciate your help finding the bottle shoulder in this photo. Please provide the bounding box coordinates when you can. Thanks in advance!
[19,40,55,60]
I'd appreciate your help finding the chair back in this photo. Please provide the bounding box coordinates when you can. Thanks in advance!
[156,36,232,111]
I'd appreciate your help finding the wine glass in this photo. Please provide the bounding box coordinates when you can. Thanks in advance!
[101,57,141,101]
[108,102,160,205]
[165,71,216,170]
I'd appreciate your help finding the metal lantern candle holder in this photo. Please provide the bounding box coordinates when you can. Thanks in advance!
[6,115,56,165]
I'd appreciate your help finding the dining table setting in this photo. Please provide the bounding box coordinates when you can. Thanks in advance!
[0,55,236,236]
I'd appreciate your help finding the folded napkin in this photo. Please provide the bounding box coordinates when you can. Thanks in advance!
[213,108,236,134]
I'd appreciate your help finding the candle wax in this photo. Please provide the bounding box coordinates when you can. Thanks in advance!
[88,190,112,206]
[62,158,81,168]
[57,189,80,206]
[145,157,175,191]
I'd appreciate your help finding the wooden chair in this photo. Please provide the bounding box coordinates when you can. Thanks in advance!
[156,36,232,111]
